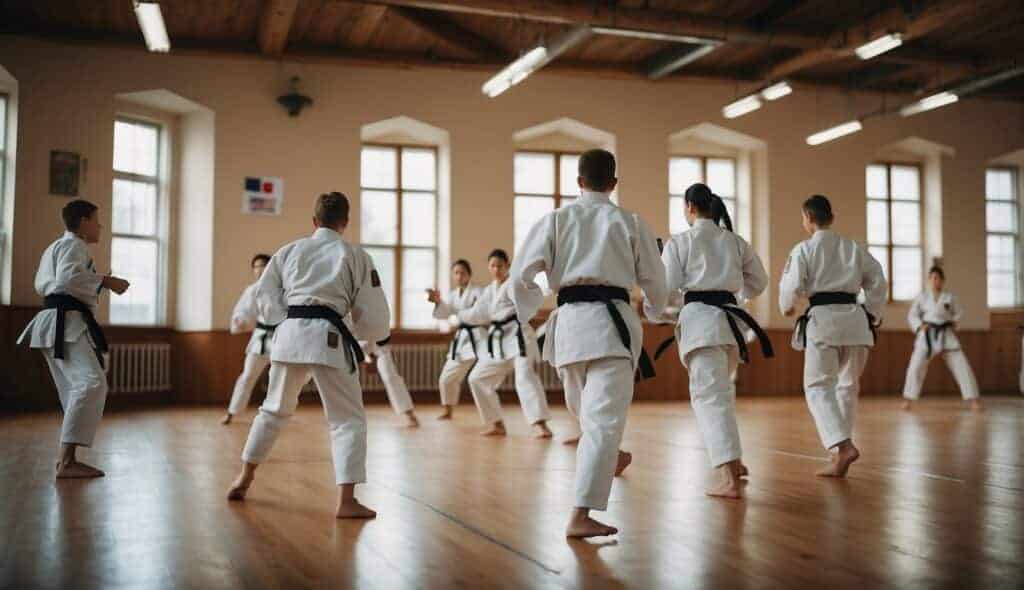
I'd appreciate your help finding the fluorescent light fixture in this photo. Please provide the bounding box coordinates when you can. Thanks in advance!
[722,94,762,119]
[482,25,592,98]
[806,120,863,146]
[899,91,959,117]
[134,1,170,53]
[760,81,792,101]
[591,26,721,46]
[855,33,902,60]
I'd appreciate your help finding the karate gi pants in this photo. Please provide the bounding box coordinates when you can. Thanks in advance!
[242,361,367,485]
[685,345,741,467]
[558,357,633,511]
[467,357,550,425]
[438,358,474,406]
[902,344,979,401]
[42,336,107,447]
[374,345,414,415]
[804,342,868,450]
[227,354,271,415]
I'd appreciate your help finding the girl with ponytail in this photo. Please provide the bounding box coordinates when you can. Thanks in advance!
[684,183,733,232]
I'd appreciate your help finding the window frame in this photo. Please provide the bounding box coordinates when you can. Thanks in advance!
[513,149,583,210]
[360,141,440,330]
[668,155,739,235]
[110,116,165,326]
[985,165,1022,309]
[866,160,924,302]
[0,93,7,276]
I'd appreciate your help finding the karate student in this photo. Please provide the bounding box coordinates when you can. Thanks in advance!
[648,183,772,499]
[429,249,552,438]
[227,192,387,519]
[901,266,982,412]
[427,259,484,420]
[357,336,419,427]
[221,254,275,425]
[779,195,887,478]
[18,200,130,478]
[511,148,667,538]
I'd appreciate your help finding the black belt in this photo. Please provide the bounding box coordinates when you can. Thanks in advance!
[556,285,655,381]
[449,323,480,361]
[681,291,773,363]
[43,294,107,368]
[255,321,279,356]
[923,321,954,357]
[796,292,877,348]
[285,305,365,372]
[488,314,526,359]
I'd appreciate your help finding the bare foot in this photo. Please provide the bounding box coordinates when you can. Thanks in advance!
[901,400,913,411]
[403,411,420,428]
[968,399,984,413]
[480,422,506,437]
[227,471,254,501]
[56,460,105,479]
[221,413,233,425]
[532,421,553,439]
[706,463,742,499]
[614,451,632,477]
[437,406,453,420]
[566,516,618,538]
[816,443,860,478]
[562,434,581,446]
[336,498,377,519]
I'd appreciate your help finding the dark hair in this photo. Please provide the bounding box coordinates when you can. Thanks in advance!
[315,192,350,228]
[802,194,834,225]
[251,253,271,267]
[452,258,472,275]
[684,183,733,232]
[928,266,945,280]
[578,149,616,191]
[62,199,98,231]
[488,249,509,264]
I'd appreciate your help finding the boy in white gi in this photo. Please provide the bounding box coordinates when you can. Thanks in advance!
[648,183,771,499]
[222,254,274,425]
[780,195,887,478]
[227,192,387,519]
[18,200,130,478]
[901,266,982,412]
[428,249,552,438]
[511,149,667,538]
[427,259,483,420]
[357,336,419,426]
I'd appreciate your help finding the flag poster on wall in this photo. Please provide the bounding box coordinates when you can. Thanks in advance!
[242,176,284,215]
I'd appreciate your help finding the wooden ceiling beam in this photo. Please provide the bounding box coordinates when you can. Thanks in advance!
[390,6,506,58]
[761,0,987,81]
[257,0,300,56]
[343,0,825,48]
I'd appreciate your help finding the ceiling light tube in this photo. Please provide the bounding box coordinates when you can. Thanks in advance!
[899,91,959,117]
[722,94,762,119]
[590,26,722,46]
[133,1,171,53]
[482,25,592,98]
[855,33,902,60]
[760,81,792,101]
[806,120,863,146]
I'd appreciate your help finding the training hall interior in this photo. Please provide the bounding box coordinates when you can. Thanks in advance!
[0,1,1022,588]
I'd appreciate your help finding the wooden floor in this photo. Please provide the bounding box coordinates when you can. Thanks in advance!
[2,397,1022,589]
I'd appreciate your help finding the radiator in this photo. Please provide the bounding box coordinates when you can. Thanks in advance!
[106,342,173,395]
[302,343,563,393]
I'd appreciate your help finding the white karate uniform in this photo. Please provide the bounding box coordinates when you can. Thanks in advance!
[512,190,667,511]
[651,218,768,467]
[779,229,887,450]
[901,290,979,400]
[226,282,273,416]
[452,278,549,425]
[18,232,107,447]
[358,338,414,415]
[433,284,484,406]
[240,227,390,485]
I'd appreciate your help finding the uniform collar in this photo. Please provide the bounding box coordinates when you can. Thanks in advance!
[692,218,717,229]
[63,231,87,244]
[312,227,343,240]
[580,190,613,205]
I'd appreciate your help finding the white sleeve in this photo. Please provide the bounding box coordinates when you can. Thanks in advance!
[510,213,553,325]
[738,238,768,302]
[230,285,258,334]
[950,293,964,323]
[55,240,104,301]
[646,235,682,320]
[349,250,391,343]
[778,244,807,314]
[860,248,887,324]
[255,253,288,325]
[907,295,923,332]
[456,285,494,326]
[635,214,668,319]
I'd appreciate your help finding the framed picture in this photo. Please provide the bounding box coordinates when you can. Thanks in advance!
[242,176,284,215]
[49,150,81,196]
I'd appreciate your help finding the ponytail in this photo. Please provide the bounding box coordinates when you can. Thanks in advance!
[684,183,733,232]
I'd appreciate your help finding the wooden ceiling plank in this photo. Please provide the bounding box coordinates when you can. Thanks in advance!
[258,0,300,55]
[390,6,505,58]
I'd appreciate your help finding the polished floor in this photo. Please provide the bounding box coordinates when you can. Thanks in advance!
[1,396,1022,589]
